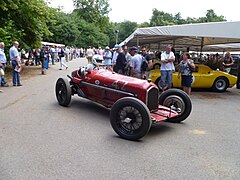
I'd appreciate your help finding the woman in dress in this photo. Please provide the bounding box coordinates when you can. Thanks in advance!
[178,52,195,95]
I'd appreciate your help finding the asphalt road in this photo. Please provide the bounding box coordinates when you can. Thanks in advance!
[0,58,240,180]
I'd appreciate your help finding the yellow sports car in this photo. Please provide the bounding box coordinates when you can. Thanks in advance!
[149,64,237,92]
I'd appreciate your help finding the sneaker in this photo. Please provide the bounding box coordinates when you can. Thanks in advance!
[17,84,23,86]
[1,83,9,87]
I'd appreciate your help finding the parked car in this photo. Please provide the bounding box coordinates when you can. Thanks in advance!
[55,64,192,141]
[150,64,237,92]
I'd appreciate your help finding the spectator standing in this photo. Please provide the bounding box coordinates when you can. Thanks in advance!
[0,42,9,87]
[222,52,234,73]
[141,47,153,79]
[112,45,119,71]
[103,46,112,68]
[178,52,195,95]
[39,47,46,75]
[98,47,104,56]
[58,47,68,70]
[160,45,175,91]
[65,47,70,62]
[9,41,22,86]
[50,46,55,65]
[123,45,131,76]
[44,47,50,70]
[54,46,59,62]
[129,46,142,79]
[86,46,94,64]
[115,45,126,74]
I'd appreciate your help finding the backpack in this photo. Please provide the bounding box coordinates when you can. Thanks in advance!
[141,56,148,71]
[40,50,45,58]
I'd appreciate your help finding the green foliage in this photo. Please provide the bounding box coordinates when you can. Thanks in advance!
[0,0,227,50]
[0,0,55,48]
[44,11,79,47]
[113,21,138,45]
[150,9,226,26]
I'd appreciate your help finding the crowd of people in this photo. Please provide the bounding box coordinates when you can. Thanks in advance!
[87,44,196,95]
[0,41,237,95]
[0,41,82,93]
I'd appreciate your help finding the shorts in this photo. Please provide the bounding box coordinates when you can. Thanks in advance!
[181,75,192,87]
[160,70,173,87]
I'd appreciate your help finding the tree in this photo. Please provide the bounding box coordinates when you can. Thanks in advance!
[149,8,226,27]
[0,0,55,48]
[150,9,176,26]
[114,21,138,46]
[44,11,80,47]
[73,0,111,31]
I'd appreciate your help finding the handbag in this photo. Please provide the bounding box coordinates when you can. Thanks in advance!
[0,68,4,76]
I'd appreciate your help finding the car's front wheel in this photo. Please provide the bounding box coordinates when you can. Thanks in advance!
[153,63,161,69]
[159,89,192,123]
[155,77,169,91]
[55,77,72,106]
[110,97,152,141]
[212,77,228,92]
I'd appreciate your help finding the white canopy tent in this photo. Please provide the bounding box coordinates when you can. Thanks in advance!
[120,21,240,52]
[41,41,65,47]
[202,43,240,52]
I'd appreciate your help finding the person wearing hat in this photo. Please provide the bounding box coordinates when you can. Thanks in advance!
[112,45,120,70]
[103,46,112,68]
[129,46,142,79]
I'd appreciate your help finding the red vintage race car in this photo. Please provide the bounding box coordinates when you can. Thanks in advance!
[55,65,192,140]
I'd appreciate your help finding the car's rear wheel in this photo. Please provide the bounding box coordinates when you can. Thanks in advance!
[55,77,72,106]
[159,89,192,123]
[110,97,152,141]
[212,77,228,92]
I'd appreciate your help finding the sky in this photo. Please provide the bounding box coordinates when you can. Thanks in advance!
[48,0,240,23]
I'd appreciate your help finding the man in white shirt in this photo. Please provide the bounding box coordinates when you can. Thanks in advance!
[86,46,94,64]
[103,46,112,68]
[160,45,175,91]
[9,41,22,86]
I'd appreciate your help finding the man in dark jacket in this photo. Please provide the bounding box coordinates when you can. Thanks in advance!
[115,45,126,74]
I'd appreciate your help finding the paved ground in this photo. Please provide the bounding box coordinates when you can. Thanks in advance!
[0,58,240,180]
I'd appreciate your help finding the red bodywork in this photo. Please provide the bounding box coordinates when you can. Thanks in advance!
[71,68,178,122]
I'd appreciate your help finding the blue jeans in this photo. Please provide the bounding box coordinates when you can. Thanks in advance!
[160,70,173,88]
[11,61,21,85]
[45,57,49,69]
[0,63,7,85]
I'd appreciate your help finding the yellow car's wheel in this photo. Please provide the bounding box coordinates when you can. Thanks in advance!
[212,77,229,92]
[153,63,161,70]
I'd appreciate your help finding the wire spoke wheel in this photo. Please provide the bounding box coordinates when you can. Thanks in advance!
[159,89,192,123]
[118,106,143,134]
[110,97,151,141]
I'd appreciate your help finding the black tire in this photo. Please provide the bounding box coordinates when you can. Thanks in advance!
[159,89,192,123]
[55,77,72,106]
[212,77,229,92]
[153,63,161,69]
[110,97,152,141]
